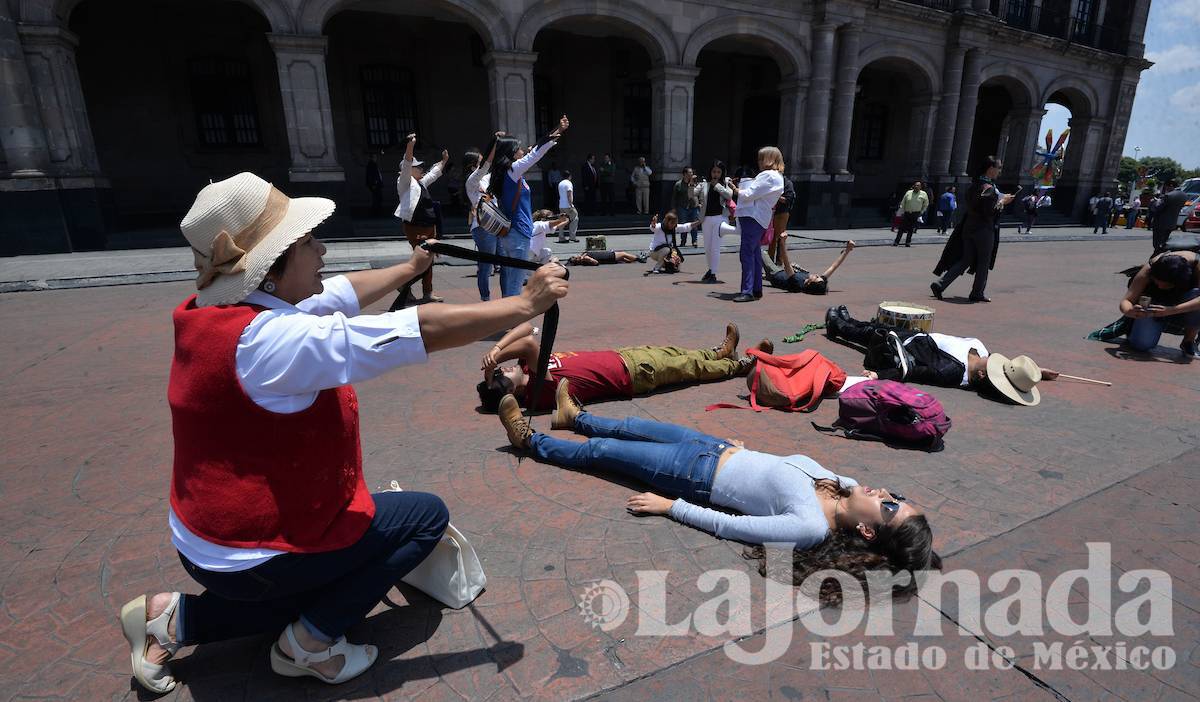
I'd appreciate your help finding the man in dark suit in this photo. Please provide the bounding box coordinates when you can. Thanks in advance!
[824,306,1056,404]
[580,153,598,215]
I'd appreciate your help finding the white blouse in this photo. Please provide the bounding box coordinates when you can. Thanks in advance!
[170,275,428,571]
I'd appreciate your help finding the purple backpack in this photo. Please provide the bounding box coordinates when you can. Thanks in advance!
[814,380,951,451]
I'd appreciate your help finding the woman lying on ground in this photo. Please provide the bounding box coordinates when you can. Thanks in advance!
[567,250,645,265]
[496,383,939,605]
[762,240,856,295]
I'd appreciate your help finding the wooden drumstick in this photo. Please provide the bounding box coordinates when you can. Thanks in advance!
[1055,373,1111,386]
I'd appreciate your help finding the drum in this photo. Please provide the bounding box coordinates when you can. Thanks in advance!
[586,235,607,251]
[875,301,935,333]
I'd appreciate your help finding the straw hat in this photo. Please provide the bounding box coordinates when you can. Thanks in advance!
[181,172,335,306]
[984,353,1042,406]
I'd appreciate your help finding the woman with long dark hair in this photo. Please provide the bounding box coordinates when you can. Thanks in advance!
[698,159,735,283]
[487,115,569,296]
[495,386,940,607]
[931,155,1013,303]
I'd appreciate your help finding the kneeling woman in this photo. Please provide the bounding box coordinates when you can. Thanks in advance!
[119,173,567,692]
[496,383,939,602]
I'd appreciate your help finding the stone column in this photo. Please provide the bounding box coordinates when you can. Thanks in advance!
[483,50,537,145]
[1091,0,1109,45]
[929,46,965,178]
[0,4,50,175]
[777,78,809,172]
[1098,76,1139,188]
[267,34,343,183]
[800,23,836,173]
[1001,108,1044,189]
[17,24,101,177]
[904,95,940,181]
[824,25,861,175]
[948,48,983,177]
[648,64,700,177]
[1066,0,1081,40]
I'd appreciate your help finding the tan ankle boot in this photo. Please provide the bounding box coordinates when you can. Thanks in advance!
[498,394,533,449]
[713,322,740,359]
[551,379,582,430]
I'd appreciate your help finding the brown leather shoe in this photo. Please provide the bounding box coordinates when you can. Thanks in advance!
[498,394,533,449]
[550,379,582,430]
[714,322,740,359]
[755,338,774,355]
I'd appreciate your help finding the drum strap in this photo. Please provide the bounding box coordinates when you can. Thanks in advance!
[397,242,568,422]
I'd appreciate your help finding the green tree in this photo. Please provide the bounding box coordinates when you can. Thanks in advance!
[1118,156,1139,185]
[1138,156,1184,183]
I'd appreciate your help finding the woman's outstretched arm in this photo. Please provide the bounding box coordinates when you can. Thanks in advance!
[820,240,856,279]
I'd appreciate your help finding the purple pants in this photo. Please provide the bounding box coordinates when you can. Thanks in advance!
[738,217,765,296]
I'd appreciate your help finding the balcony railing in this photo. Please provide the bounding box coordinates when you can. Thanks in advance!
[998,1,1127,53]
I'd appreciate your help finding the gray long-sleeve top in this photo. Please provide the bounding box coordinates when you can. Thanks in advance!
[668,450,857,547]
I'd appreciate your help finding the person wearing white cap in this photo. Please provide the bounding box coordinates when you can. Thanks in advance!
[825,306,1059,405]
[394,133,449,303]
[117,172,568,692]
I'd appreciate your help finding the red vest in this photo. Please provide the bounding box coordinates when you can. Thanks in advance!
[168,296,374,553]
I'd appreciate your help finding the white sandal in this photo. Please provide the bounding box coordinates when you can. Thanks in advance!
[269,623,377,684]
[119,593,181,693]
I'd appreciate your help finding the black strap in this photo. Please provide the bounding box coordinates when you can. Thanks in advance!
[408,242,568,421]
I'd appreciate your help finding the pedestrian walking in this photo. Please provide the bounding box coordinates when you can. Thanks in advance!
[557,170,578,243]
[894,181,929,247]
[936,186,957,234]
[931,155,1012,303]
[631,157,653,214]
[1092,191,1114,235]
[1152,180,1189,252]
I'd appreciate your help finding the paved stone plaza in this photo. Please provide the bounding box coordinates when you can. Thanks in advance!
[1,238,1197,701]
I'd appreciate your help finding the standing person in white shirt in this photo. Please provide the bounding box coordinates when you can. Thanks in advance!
[631,156,653,214]
[393,134,448,303]
[118,172,570,693]
[557,170,578,243]
[731,147,786,302]
[465,133,502,301]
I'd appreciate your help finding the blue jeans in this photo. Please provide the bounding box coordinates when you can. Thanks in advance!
[738,217,765,296]
[1128,288,1200,351]
[529,412,727,503]
[471,225,497,301]
[177,491,448,643]
[497,234,531,297]
[681,207,701,244]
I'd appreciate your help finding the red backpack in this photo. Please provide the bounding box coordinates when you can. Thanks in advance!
[707,348,846,412]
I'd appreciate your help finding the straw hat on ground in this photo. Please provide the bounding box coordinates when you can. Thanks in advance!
[181,172,335,306]
[984,353,1042,406]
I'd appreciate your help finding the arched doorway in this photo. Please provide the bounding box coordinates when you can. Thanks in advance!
[691,37,783,175]
[529,18,657,213]
[70,0,288,237]
[323,0,494,220]
[1038,86,1097,216]
[848,57,937,221]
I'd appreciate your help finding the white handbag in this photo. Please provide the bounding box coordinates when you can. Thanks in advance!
[388,481,487,609]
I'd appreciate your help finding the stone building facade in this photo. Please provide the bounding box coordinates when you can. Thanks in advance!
[0,0,1152,254]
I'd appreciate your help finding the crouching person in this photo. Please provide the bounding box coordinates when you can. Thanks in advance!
[119,173,568,692]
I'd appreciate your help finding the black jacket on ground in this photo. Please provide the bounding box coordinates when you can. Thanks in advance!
[870,333,966,388]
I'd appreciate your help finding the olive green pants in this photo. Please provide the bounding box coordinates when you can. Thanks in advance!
[617,346,741,395]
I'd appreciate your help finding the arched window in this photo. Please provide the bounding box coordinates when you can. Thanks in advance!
[188,58,261,148]
[361,65,418,148]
